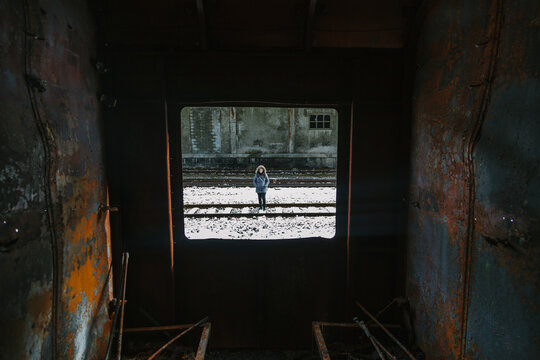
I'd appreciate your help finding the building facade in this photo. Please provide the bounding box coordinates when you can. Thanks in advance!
[181,107,338,169]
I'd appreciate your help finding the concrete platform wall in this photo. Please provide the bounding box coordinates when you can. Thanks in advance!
[181,106,338,169]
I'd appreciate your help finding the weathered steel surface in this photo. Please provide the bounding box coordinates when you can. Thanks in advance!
[408,0,540,359]
[465,0,540,358]
[0,0,111,359]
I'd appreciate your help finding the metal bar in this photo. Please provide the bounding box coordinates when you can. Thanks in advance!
[194,323,211,360]
[346,102,354,330]
[138,307,173,337]
[355,318,386,360]
[312,322,331,360]
[124,324,193,333]
[316,321,400,329]
[116,253,129,360]
[375,298,398,319]
[355,302,417,360]
[147,316,208,360]
[373,336,397,360]
[184,211,335,218]
[183,202,336,209]
[364,297,399,327]
[164,99,176,307]
[369,336,386,360]
[104,252,129,360]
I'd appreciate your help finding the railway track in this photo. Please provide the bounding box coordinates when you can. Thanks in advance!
[183,169,334,175]
[183,203,336,218]
[183,178,336,187]
[184,202,335,208]
[182,169,337,187]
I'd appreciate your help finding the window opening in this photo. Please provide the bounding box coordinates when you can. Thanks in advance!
[180,106,338,240]
[309,114,331,129]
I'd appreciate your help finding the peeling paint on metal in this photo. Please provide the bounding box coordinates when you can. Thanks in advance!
[408,0,540,359]
[0,0,111,359]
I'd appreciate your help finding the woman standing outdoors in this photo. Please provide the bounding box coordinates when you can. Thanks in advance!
[253,165,270,211]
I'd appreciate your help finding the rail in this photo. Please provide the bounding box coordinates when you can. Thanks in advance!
[184,203,336,218]
[184,202,336,208]
[183,178,336,187]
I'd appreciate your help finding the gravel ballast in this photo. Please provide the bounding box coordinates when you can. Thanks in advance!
[183,186,336,239]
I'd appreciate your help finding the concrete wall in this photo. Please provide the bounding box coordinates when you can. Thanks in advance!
[407,0,540,358]
[0,0,111,359]
[181,106,338,168]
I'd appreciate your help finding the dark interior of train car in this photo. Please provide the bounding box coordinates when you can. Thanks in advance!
[1,0,539,359]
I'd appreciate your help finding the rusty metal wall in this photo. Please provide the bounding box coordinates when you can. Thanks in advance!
[0,0,111,359]
[407,0,540,358]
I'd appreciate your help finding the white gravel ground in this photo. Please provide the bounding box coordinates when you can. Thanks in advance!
[183,186,336,205]
[183,187,336,239]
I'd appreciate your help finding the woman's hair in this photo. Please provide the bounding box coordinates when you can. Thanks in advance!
[255,165,267,174]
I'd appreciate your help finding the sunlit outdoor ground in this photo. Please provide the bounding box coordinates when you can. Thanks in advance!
[183,187,336,239]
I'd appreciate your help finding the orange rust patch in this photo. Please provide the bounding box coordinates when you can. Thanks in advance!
[65,330,75,359]
[64,257,100,314]
[438,300,462,356]
[70,212,98,243]
[27,286,53,332]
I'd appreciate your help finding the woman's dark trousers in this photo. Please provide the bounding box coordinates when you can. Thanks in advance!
[258,193,266,210]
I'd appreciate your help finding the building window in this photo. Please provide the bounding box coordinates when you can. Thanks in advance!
[310,114,331,129]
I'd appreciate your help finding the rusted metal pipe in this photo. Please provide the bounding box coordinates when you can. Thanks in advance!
[355,301,417,360]
[354,318,386,360]
[316,321,400,329]
[125,324,194,333]
[375,298,398,319]
[194,323,211,360]
[312,322,331,360]
[116,253,129,360]
[124,323,211,359]
[104,252,129,360]
[373,336,397,360]
[137,307,173,337]
[147,316,208,360]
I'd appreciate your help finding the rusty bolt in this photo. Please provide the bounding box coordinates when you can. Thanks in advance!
[99,203,119,213]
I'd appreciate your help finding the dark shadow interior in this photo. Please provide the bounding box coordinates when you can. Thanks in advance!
[1,0,539,359]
